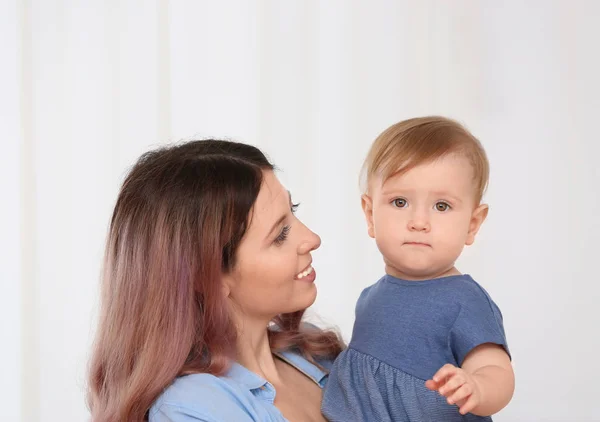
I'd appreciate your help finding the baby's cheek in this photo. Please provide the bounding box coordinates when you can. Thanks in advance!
[436,239,466,262]
[377,239,403,261]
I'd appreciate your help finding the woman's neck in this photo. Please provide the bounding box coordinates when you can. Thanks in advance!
[234,316,282,384]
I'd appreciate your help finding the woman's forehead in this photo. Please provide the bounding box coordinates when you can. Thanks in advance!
[257,171,287,207]
[247,171,289,231]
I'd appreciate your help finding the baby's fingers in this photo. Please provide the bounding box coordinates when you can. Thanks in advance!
[447,383,472,405]
[432,364,458,384]
[438,374,466,397]
[424,379,440,391]
[458,394,478,415]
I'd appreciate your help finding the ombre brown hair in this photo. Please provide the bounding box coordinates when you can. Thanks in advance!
[87,140,343,422]
[362,116,489,204]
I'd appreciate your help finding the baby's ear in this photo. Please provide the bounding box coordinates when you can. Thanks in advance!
[361,194,375,238]
[465,204,489,246]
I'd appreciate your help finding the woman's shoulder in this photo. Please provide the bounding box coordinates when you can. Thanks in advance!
[148,372,256,421]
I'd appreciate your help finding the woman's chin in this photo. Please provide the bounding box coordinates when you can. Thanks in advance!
[286,285,318,314]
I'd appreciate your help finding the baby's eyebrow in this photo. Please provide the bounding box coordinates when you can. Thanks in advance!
[380,187,415,197]
[430,191,463,204]
[379,188,465,204]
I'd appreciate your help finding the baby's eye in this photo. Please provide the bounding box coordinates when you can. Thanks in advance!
[392,198,407,208]
[435,202,451,212]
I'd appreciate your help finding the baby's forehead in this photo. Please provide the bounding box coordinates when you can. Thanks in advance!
[373,163,478,202]
[382,155,474,183]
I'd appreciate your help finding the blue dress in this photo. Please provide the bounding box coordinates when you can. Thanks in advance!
[322,274,510,422]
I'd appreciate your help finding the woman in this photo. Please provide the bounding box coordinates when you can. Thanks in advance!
[87,140,344,421]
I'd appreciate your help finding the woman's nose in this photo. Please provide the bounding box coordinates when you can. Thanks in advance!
[298,226,321,254]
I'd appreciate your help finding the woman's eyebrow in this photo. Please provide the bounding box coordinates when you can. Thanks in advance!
[265,191,292,240]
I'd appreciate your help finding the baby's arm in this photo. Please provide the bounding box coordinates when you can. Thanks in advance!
[425,343,514,416]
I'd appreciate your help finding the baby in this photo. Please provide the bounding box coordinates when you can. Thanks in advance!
[322,116,514,421]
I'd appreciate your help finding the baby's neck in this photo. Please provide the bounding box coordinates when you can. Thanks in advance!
[385,265,461,281]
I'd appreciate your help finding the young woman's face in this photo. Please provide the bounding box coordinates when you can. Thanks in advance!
[224,170,321,321]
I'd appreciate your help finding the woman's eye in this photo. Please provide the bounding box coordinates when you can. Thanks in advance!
[392,198,407,208]
[274,225,290,246]
[435,202,451,212]
[291,203,300,213]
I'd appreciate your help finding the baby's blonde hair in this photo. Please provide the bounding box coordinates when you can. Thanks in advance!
[361,116,489,204]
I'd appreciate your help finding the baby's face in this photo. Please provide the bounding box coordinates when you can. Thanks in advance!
[363,154,488,280]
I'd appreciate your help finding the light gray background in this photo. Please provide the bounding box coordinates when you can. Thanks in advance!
[2,1,598,421]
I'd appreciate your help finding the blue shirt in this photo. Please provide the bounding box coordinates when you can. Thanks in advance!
[149,350,332,422]
[322,274,510,422]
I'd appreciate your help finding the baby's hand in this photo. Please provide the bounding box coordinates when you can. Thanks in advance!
[425,364,482,415]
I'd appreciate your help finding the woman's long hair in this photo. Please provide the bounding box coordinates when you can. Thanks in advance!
[87,140,343,421]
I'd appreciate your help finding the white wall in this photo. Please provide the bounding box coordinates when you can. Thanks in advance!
[1,1,23,421]
[1,1,599,421]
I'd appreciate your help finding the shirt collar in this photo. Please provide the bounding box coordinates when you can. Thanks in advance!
[275,350,329,386]
[224,350,329,392]
[225,361,267,391]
